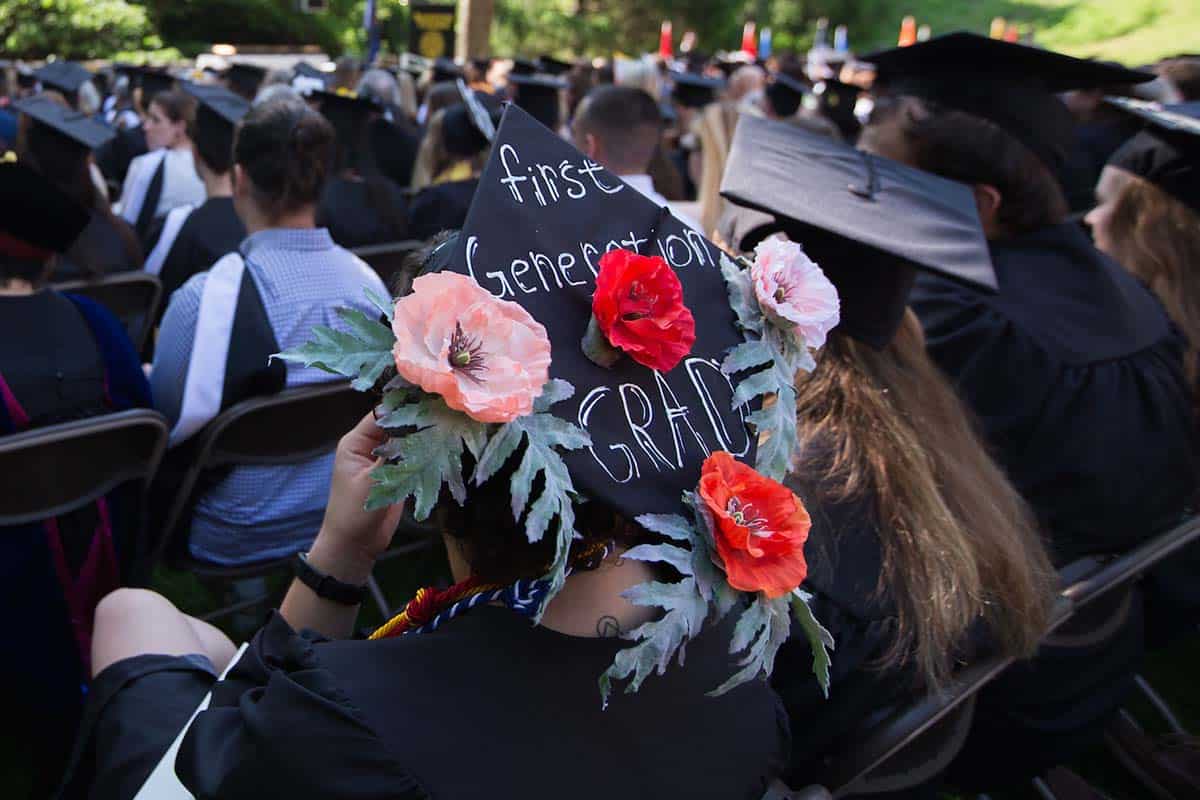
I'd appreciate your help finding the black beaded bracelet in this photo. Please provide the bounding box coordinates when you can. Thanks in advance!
[292,551,370,606]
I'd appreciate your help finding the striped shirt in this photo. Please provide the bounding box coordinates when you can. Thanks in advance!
[152,227,387,565]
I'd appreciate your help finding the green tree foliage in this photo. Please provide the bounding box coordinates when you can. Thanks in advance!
[146,0,344,56]
[0,0,162,59]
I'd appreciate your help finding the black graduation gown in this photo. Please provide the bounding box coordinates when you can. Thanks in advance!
[316,176,410,249]
[407,178,479,241]
[55,212,141,281]
[369,116,419,189]
[74,608,790,800]
[152,197,245,304]
[910,222,1198,564]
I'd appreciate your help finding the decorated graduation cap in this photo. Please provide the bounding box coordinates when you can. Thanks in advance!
[281,102,836,704]
[225,63,267,100]
[538,55,573,77]
[765,71,809,118]
[0,155,90,261]
[670,71,724,109]
[1106,98,1200,216]
[507,74,565,131]
[33,61,92,103]
[720,113,995,349]
[13,96,116,152]
[864,31,1152,170]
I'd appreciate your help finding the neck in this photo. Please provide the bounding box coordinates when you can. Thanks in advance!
[441,533,657,638]
[0,278,35,296]
[203,170,233,198]
[244,206,317,235]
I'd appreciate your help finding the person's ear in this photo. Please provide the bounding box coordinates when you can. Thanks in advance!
[231,164,247,198]
[584,132,601,162]
[973,183,1004,237]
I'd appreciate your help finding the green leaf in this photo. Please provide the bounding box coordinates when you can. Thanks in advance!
[790,589,835,699]
[534,378,576,413]
[731,367,778,411]
[274,306,395,391]
[721,339,774,375]
[709,594,793,697]
[363,286,395,322]
[634,512,696,544]
[622,542,694,575]
[747,385,799,481]
[720,253,763,335]
[366,397,489,520]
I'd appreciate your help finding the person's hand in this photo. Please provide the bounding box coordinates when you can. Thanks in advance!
[308,412,407,585]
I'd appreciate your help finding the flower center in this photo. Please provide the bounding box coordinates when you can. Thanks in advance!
[727,496,773,538]
[772,271,798,305]
[621,280,658,322]
[447,322,488,381]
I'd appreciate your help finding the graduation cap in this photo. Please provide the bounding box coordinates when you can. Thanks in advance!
[33,61,92,102]
[432,58,463,83]
[13,96,116,152]
[0,155,91,259]
[720,114,995,349]
[539,56,573,76]
[136,69,176,106]
[1106,98,1200,216]
[765,72,809,118]
[508,74,565,131]
[225,63,267,100]
[16,66,37,89]
[864,31,1153,169]
[181,81,250,171]
[808,78,861,139]
[670,71,724,109]
[440,102,755,522]
[509,58,540,77]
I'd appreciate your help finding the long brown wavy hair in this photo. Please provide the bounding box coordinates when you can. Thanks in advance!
[794,311,1056,689]
[1104,174,1200,394]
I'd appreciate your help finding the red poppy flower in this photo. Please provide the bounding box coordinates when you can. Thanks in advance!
[698,451,811,599]
[591,249,696,373]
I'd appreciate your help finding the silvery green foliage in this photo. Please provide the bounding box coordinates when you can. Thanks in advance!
[600,492,832,706]
[473,379,591,615]
[718,254,817,481]
[274,306,395,391]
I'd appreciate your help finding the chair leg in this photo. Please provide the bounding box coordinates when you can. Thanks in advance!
[1134,674,1188,735]
[366,574,391,619]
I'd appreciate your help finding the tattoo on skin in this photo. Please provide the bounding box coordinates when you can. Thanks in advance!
[596,615,623,638]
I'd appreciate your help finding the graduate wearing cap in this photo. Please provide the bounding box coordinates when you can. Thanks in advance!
[33,61,94,109]
[223,63,267,102]
[407,83,502,240]
[718,113,1057,786]
[861,32,1199,785]
[142,83,249,310]
[14,96,143,279]
[71,101,824,800]
[507,73,566,133]
[763,70,808,119]
[118,86,206,247]
[538,55,574,77]
[804,78,860,141]
[310,90,410,249]
[0,156,150,783]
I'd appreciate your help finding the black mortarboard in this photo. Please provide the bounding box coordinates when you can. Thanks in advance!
[181,81,248,126]
[312,90,380,133]
[293,61,327,81]
[13,96,115,152]
[16,66,37,89]
[0,156,90,256]
[670,71,724,109]
[508,74,565,131]
[1106,98,1200,216]
[539,56,573,77]
[509,58,540,77]
[720,114,995,349]
[809,79,860,140]
[864,32,1153,169]
[444,103,755,520]
[33,61,92,97]
[181,81,249,171]
[765,72,808,118]
[225,63,267,100]
[442,79,501,157]
[136,69,176,105]
[432,58,463,83]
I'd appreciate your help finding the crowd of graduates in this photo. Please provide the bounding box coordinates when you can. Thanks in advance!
[2,23,1200,800]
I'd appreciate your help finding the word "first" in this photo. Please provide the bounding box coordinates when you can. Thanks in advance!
[497,144,623,207]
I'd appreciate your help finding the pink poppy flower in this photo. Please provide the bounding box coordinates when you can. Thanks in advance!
[751,238,840,349]
[391,272,552,423]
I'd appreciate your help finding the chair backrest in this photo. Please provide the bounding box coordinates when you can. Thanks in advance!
[351,240,426,293]
[156,382,374,561]
[53,272,163,353]
[0,409,169,526]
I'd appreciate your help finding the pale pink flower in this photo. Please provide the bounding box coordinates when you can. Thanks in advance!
[391,272,552,423]
[751,237,840,349]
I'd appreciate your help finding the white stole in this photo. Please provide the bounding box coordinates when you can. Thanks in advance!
[119,148,167,226]
[169,252,246,447]
[144,204,196,276]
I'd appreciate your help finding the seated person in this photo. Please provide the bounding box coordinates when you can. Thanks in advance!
[356,68,421,188]
[0,157,150,789]
[718,116,1055,784]
[143,83,248,308]
[313,90,410,248]
[407,94,499,241]
[572,85,703,233]
[150,97,387,566]
[14,94,142,279]
[118,87,206,247]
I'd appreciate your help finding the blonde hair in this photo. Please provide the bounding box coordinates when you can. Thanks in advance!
[794,312,1056,689]
[690,101,741,235]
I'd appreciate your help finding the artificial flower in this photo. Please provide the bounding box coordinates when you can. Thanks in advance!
[590,249,696,372]
[392,272,552,423]
[751,238,840,349]
[698,450,810,599]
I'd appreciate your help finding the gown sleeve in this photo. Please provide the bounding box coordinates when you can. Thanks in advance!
[177,612,429,800]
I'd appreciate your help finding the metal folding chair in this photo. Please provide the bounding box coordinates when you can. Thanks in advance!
[53,272,163,353]
[0,409,170,582]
